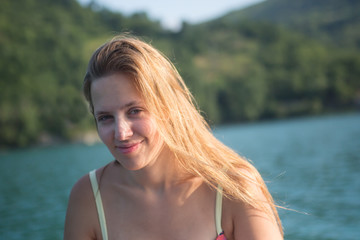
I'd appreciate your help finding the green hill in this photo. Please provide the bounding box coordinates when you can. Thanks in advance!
[1,0,359,148]
[221,0,360,49]
[175,19,360,124]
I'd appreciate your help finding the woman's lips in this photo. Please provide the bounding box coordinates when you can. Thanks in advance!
[116,141,142,154]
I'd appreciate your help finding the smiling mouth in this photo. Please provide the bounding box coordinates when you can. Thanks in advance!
[116,141,143,154]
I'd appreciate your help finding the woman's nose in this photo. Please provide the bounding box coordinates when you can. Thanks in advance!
[114,118,133,141]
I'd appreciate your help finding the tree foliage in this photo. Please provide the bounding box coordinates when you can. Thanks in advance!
[0,0,359,148]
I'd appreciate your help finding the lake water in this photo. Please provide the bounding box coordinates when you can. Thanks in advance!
[0,113,359,239]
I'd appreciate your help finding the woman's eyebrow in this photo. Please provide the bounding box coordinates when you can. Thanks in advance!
[94,101,142,116]
[122,101,141,109]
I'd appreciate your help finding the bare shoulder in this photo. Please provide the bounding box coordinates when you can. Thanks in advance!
[222,169,283,240]
[64,171,100,240]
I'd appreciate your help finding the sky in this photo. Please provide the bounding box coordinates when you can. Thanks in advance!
[77,0,265,30]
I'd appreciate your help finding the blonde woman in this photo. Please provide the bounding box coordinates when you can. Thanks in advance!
[64,35,283,240]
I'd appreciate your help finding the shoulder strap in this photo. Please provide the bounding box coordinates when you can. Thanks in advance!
[215,186,223,235]
[89,170,108,240]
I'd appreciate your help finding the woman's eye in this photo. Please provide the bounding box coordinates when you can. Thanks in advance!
[129,108,142,115]
[97,115,112,122]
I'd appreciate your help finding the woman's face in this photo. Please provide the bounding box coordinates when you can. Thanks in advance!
[91,73,165,171]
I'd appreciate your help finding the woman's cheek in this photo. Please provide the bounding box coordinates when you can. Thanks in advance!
[98,125,112,143]
[143,120,159,138]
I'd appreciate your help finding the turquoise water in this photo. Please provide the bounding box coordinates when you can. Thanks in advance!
[0,113,359,239]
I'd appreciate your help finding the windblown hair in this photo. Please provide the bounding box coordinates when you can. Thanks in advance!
[83,35,282,234]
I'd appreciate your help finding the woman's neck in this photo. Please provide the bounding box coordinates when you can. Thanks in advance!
[116,148,189,192]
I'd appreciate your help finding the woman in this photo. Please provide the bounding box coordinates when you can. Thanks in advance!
[64,35,283,240]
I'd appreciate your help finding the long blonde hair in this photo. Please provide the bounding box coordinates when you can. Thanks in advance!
[83,35,283,234]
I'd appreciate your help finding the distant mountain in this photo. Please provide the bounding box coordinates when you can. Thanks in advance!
[221,0,360,49]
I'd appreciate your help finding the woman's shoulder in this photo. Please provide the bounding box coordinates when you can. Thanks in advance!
[72,163,110,191]
[64,168,105,240]
[221,169,283,240]
[223,199,282,239]
[69,171,93,198]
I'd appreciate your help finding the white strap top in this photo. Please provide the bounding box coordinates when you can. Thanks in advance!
[89,170,223,240]
[215,186,223,235]
[89,170,108,240]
